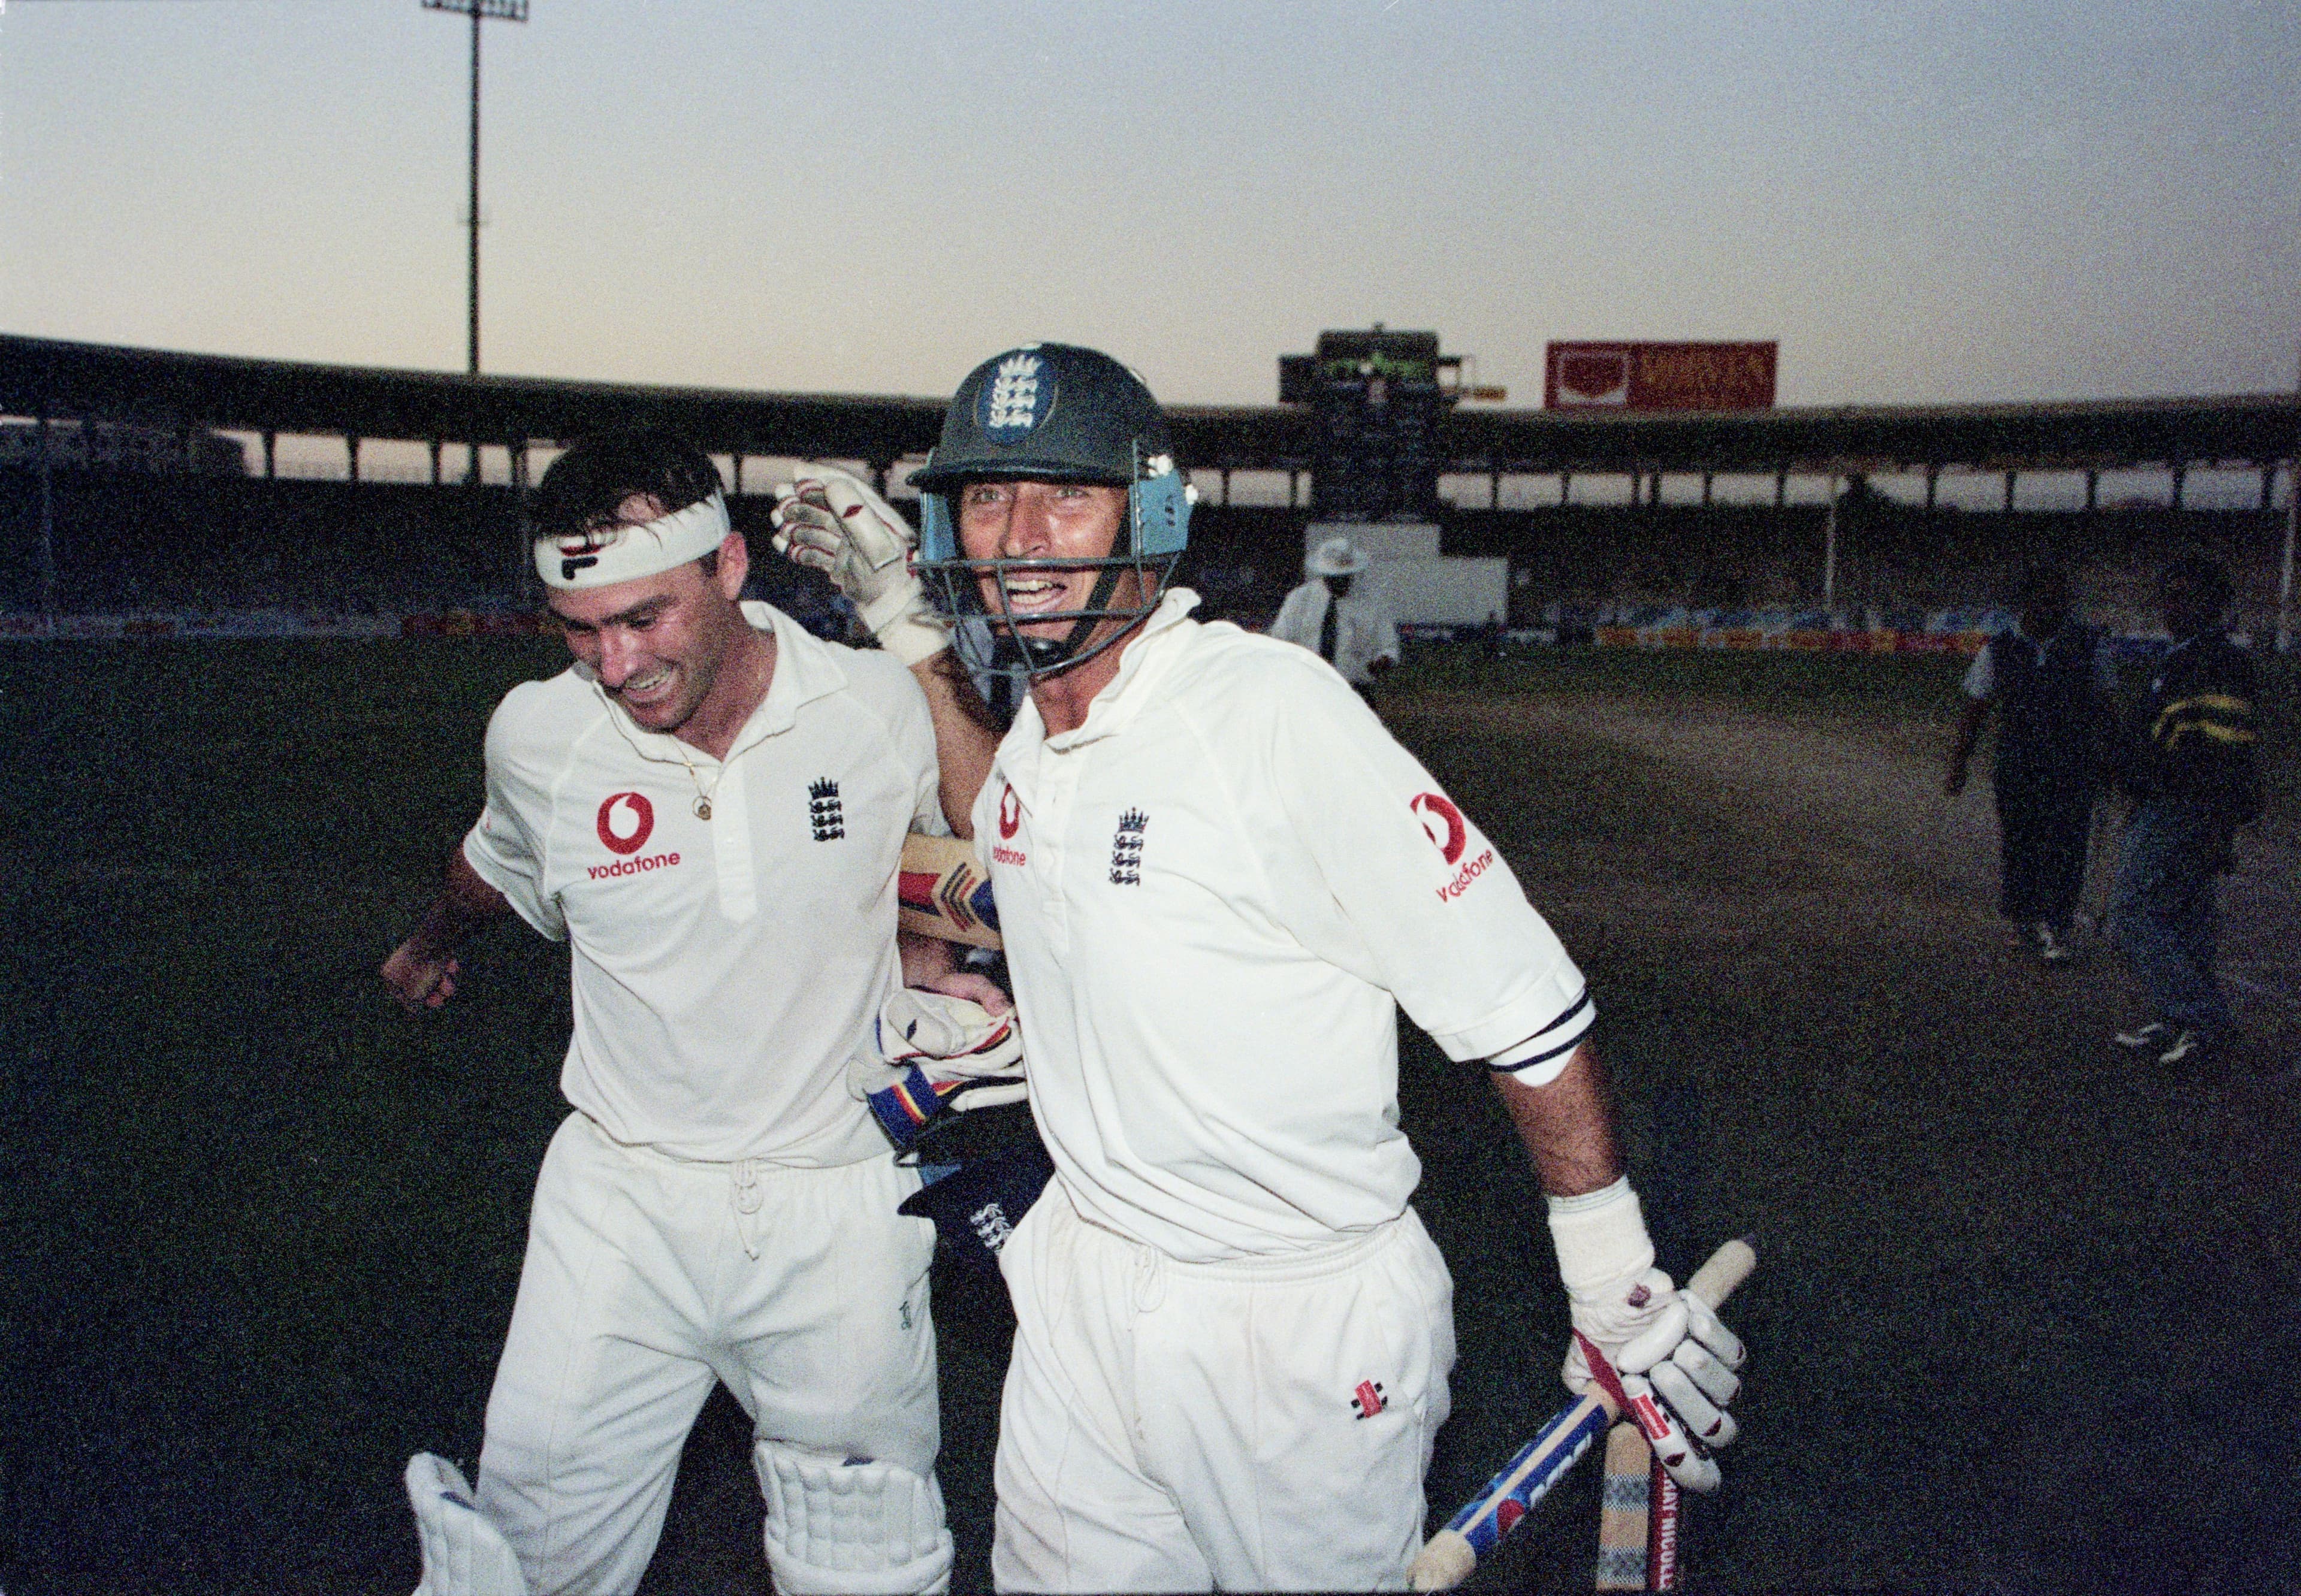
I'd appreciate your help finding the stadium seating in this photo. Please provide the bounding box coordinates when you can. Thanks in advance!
[0,468,2284,640]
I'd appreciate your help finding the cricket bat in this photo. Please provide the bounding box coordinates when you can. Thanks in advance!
[1595,1426,1684,1592]
[898,830,1002,950]
[1594,1422,1655,1591]
[1648,1454,1683,1590]
[1409,1238,1756,1592]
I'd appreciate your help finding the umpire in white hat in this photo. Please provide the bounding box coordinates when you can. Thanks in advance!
[1270,533,1402,689]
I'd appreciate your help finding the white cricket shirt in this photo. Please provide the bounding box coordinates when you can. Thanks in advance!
[463,601,944,1165]
[1269,581,1402,685]
[1961,624,2118,700]
[973,590,1592,1262]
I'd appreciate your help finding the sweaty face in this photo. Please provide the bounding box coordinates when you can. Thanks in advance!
[956,480,1140,642]
[548,497,745,735]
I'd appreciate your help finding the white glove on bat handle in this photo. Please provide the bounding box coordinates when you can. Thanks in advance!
[770,466,950,667]
[846,989,1027,1150]
[1551,1178,1748,1492]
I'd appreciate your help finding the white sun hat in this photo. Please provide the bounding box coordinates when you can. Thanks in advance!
[1306,534,1371,577]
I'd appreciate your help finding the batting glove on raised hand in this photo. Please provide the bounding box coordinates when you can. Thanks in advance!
[848,987,1025,1151]
[1550,1178,1746,1492]
[770,466,950,667]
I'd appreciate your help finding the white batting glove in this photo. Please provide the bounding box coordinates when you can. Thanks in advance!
[1550,1178,1746,1492]
[406,1453,529,1596]
[848,988,1025,1151]
[770,466,950,667]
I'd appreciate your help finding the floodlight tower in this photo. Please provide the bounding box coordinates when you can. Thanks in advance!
[424,0,529,376]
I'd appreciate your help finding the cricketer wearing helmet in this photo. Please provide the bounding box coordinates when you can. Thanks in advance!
[775,346,1747,1592]
[381,427,1006,1596]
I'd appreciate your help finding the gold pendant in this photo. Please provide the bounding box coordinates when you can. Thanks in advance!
[694,799,712,821]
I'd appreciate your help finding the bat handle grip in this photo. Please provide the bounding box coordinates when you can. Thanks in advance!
[1682,1237,1756,1312]
[1407,1237,1759,1592]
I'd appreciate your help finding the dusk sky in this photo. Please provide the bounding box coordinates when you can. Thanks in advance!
[3,0,2296,413]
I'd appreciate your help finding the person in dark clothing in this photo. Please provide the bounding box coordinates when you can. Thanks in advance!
[2106,552,2265,1066]
[1946,562,2117,963]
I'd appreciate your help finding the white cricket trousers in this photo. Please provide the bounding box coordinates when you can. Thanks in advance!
[991,1182,1456,1592]
[474,1111,940,1595]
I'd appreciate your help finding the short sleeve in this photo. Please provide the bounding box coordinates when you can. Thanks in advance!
[1961,639,1995,700]
[1372,601,1401,662]
[1269,585,1316,650]
[462,692,566,941]
[1255,658,1591,1067]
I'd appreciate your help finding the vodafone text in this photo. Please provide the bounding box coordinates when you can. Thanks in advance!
[992,845,1027,867]
[1435,847,1496,902]
[588,851,682,881]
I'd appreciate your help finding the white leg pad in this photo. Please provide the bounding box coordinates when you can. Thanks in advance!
[406,1453,530,1596]
[756,1442,954,1596]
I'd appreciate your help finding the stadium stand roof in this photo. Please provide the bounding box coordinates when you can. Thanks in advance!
[3,332,2296,478]
[0,334,943,465]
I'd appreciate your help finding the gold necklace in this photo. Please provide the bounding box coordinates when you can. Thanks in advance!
[672,743,727,820]
[666,637,772,821]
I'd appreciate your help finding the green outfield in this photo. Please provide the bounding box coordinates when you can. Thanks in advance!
[5,639,2294,1593]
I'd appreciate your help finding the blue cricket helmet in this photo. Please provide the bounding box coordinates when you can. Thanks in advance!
[911,344,1192,677]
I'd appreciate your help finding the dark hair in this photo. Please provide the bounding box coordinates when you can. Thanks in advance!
[530,426,723,542]
[2016,560,2070,611]
[2158,550,2233,609]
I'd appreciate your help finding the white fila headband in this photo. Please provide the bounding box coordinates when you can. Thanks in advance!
[536,492,732,591]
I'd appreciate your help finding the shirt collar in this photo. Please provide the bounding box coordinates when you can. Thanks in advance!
[597,601,840,767]
[996,588,1202,798]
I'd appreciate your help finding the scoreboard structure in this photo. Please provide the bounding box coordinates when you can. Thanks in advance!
[1278,328,1463,522]
[1276,328,1509,626]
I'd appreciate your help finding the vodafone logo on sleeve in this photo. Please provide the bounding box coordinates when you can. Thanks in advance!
[590,791,681,882]
[992,783,1026,866]
[1411,792,1466,864]
[597,792,656,855]
[1414,791,1496,903]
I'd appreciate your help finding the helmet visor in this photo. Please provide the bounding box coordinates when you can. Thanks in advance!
[925,549,1180,682]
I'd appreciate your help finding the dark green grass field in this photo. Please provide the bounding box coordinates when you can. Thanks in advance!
[4,639,2296,1593]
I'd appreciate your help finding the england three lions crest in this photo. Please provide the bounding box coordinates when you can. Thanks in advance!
[1109,808,1146,886]
[979,352,1052,440]
[808,779,844,842]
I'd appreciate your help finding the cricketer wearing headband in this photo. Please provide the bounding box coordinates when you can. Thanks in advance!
[381,427,1003,1596]
[774,347,1750,1593]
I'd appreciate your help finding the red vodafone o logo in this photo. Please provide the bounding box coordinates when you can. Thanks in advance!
[1411,792,1467,864]
[998,784,1022,841]
[596,791,656,856]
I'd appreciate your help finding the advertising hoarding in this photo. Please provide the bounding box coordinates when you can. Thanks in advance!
[1544,341,1777,411]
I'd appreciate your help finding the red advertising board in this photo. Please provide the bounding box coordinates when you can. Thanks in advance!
[1544,341,1777,411]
